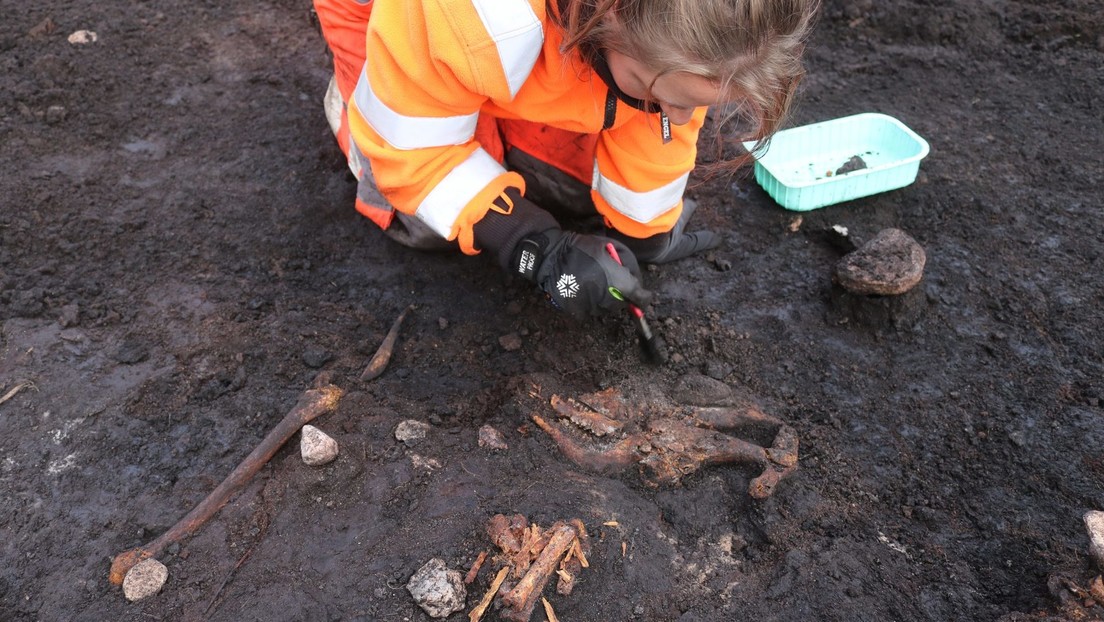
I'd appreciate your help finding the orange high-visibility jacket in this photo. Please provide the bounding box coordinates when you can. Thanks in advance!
[322,0,705,254]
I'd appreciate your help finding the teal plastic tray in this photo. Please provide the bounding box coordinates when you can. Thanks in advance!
[742,112,930,211]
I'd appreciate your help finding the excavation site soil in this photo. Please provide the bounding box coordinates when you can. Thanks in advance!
[2,1,1102,620]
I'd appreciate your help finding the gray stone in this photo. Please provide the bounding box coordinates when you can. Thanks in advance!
[834,228,926,296]
[1085,510,1104,569]
[395,419,430,446]
[301,345,332,369]
[477,425,508,450]
[406,558,466,618]
[45,105,67,124]
[300,424,339,466]
[122,558,168,602]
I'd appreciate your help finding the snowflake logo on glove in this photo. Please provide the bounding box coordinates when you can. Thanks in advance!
[556,273,579,299]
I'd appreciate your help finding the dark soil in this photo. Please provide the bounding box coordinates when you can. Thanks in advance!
[2,1,1103,621]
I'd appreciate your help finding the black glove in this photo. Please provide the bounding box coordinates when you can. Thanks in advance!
[512,230,652,319]
[474,188,653,319]
[609,198,720,264]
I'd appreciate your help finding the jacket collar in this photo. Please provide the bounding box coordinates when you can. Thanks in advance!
[590,50,662,114]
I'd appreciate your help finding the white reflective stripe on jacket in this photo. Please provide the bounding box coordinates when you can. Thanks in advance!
[352,67,480,150]
[592,161,689,224]
[416,148,506,237]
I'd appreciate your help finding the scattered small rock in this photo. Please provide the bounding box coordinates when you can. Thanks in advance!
[45,105,66,124]
[498,333,522,352]
[437,317,449,330]
[477,424,508,450]
[122,558,168,602]
[67,30,97,44]
[1085,511,1104,569]
[28,17,56,37]
[395,419,430,446]
[834,228,926,296]
[57,303,80,327]
[787,215,803,232]
[114,337,149,364]
[301,345,332,369]
[410,454,442,470]
[702,360,732,382]
[406,558,466,619]
[300,425,339,466]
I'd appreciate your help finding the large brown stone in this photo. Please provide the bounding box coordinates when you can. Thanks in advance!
[834,228,926,296]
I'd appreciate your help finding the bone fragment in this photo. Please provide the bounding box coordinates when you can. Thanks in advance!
[361,304,414,381]
[464,551,488,585]
[500,523,578,620]
[541,597,561,622]
[551,395,622,436]
[468,566,509,622]
[109,384,343,585]
[0,380,35,406]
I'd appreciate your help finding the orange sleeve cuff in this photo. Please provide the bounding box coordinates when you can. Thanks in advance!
[451,171,528,255]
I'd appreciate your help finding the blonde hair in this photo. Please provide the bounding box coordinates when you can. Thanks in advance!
[555,0,819,166]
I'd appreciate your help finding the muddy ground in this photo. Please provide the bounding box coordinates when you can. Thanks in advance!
[2,1,1103,620]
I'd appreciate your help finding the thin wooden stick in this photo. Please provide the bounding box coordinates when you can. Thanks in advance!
[0,380,35,406]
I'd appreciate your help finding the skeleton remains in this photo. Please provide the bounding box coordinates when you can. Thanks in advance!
[529,385,799,498]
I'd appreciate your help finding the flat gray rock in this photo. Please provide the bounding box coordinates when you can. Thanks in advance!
[835,228,926,296]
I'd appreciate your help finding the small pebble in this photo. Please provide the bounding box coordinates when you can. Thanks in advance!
[498,333,522,352]
[301,345,331,369]
[57,303,80,327]
[114,338,149,364]
[67,30,97,44]
[1085,511,1104,570]
[437,317,449,330]
[300,425,339,466]
[477,425,508,450]
[395,419,430,445]
[45,105,66,125]
[122,558,168,602]
[834,228,926,296]
[410,454,442,470]
[406,558,466,618]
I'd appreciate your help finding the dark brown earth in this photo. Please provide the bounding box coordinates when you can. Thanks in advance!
[2,1,1103,621]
